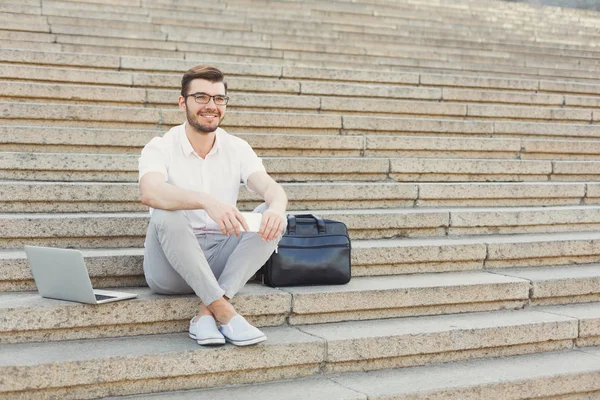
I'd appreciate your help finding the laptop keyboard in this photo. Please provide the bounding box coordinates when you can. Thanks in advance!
[95,294,116,301]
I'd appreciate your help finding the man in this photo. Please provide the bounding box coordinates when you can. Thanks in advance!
[138,65,287,347]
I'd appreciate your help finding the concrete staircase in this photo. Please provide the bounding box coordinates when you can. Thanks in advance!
[3,0,600,398]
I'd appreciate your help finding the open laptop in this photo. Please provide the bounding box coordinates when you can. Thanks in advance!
[24,245,138,304]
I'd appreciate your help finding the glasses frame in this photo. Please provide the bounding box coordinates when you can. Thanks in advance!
[184,92,229,106]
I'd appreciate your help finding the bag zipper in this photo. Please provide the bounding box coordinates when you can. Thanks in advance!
[276,243,350,250]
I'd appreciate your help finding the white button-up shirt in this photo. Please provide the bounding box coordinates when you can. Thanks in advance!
[138,123,266,232]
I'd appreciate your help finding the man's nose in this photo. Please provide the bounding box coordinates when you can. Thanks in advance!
[203,98,218,108]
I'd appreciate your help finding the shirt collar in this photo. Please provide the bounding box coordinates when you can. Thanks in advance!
[179,123,222,157]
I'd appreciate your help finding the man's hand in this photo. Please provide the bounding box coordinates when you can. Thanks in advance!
[259,209,286,241]
[204,198,249,236]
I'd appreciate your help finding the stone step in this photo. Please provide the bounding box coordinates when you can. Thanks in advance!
[15,0,599,41]
[3,50,600,107]
[5,28,600,83]
[2,247,146,292]
[0,12,49,33]
[4,46,600,94]
[0,128,362,155]
[45,15,164,33]
[0,30,53,45]
[0,57,594,108]
[388,158,556,182]
[53,24,168,41]
[5,232,600,290]
[0,49,283,78]
[0,270,534,343]
[327,99,595,123]
[368,136,600,161]
[5,81,600,123]
[298,265,600,323]
[0,325,322,399]
[5,262,599,343]
[537,303,600,347]
[296,307,582,374]
[342,116,600,140]
[2,0,600,398]
[6,53,600,99]
[0,283,287,344]
[6,125,600,161]
[0,81,323,110]
[442,88,564,107]
[5,205,600,248]
[50,0,585,30]
[0,308,587,398]
[0,153,391,182]
[41,4,151,23]
[59,42,188,60]
[0,181,418,213]
[3,151,599,182]
[0,103,346,133]
[0,48,122,69]
[0,39,62,52]
[0,64,135,86]
[22,4,584,47]
[357,231,600,274]
[493,264,600,307]
[0,2,41,15]
[326,19,600,54]
[43,0,149,16]
[32,3,600,58]
[6,16,594,78]
[0,181,588,213]
[106,349,600,400]
[42,23,597,76]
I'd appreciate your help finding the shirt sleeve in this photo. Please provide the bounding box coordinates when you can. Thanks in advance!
[138,137,168,182]
[239,139,266,185]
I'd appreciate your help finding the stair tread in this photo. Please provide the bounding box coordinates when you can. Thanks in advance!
[0,307,584,365]
[106,348,600,399]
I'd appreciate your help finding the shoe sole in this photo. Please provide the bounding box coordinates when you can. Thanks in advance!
[224,335,267,347]
[189,333,226,346]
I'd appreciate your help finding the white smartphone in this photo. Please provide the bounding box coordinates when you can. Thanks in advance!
[240,212,262,232]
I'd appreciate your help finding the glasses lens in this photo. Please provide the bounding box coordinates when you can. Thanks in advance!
[193,94,210,104]
[214,96,228,105]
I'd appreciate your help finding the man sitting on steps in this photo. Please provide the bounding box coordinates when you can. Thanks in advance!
[138,65,288,347]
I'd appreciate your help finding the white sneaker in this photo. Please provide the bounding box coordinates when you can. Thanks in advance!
[219,315,267,346]
[189,315,225,346]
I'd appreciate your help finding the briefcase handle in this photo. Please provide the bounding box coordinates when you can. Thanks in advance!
[287,214,327,234]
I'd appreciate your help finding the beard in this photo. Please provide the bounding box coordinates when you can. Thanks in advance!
[185,106,225,134]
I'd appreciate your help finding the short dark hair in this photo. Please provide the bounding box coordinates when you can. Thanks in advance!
[181,65,227,96]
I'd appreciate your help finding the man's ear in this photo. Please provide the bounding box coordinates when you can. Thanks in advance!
[178,96,186,111]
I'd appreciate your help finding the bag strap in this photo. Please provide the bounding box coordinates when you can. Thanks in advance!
[287,214,327,234]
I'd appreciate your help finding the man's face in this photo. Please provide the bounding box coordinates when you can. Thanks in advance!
[179,79,227,134]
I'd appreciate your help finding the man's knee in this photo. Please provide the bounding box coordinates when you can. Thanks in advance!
[248,231,281,253]
[251,203,288,235]
[252,202,268,214]
[149,209,190,232]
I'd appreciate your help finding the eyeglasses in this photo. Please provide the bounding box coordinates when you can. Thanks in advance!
[185,92,229,106]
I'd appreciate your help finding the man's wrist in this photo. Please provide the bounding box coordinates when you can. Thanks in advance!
[267,205,286,214]
[198,193,215,210]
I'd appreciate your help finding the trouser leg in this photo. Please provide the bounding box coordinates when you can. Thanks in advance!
[143,209,225,305]
[214,203,282,299]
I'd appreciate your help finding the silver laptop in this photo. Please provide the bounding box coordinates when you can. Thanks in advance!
[24,245,138,304]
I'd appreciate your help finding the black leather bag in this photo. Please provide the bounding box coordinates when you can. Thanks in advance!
[261,214,351,287]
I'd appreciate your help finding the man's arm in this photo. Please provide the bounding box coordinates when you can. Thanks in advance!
[140,172,249,235]
[247,171,288,241]
[140,172,210,210]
